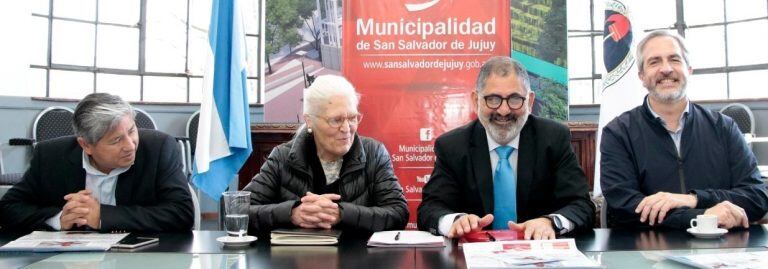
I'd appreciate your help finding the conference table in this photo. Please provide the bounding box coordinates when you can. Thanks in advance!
[1,225,767,268]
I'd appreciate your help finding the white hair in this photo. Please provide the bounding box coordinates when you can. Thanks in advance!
[302,75,360,115]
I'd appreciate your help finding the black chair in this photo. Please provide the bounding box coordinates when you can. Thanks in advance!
[175,111,201,230]
[720,103,754,135]
[719,103,768,149]
[177,111,200,177]
[187,110,200,158]
[134,108,157,130]
[0,140,26,185]
[1,106,75,186]
[0,164,23,185]
[31,106,76,143]
[720,103,768,183]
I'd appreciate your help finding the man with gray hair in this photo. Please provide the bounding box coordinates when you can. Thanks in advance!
[0,93,193,232]
[418,56,594,240]
[600,30,768,230]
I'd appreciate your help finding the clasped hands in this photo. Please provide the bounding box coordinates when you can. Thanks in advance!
[290,192,341,229]
[60,190,101,230]
[635,192,748,229]
[446,214,557,240]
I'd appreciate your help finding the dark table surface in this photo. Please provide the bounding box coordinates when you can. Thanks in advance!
[2,225,766,269]
[574,225,767,252]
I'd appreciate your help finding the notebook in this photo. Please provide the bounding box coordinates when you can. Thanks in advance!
[367,230,446,247]
[270,229,342,245]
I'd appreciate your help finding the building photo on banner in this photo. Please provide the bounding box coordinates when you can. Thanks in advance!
[264,0,568,229]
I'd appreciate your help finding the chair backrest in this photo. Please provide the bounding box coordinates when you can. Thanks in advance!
[188,182,201,231]
[0,146,23,185]
[33,106,75,143]
[134,108,157,130]
[720,103,755,135]
[186,111,200,156]
[600,196,608,228]
[177,139,189,176]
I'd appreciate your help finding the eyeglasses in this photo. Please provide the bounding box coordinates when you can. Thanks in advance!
[312,113,363,128]
[481,94,526,110]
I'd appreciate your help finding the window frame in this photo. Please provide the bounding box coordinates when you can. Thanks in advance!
[567,0,768,105]
[30,0,263,104]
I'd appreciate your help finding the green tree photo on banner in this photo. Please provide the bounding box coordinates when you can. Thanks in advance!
[265,0,302,74]
[511,0,568,121]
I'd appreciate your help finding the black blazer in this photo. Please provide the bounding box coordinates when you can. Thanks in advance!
[0,129,193,232]
[417,116,595,235]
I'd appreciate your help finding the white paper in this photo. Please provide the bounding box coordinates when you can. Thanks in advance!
[0,231,128,252]
[367,230,446,247]
[462,239,601,269]
[666,251,768,269]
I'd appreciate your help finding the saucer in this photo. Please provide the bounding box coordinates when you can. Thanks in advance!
[687,227,727,239]
[216,235,257,247]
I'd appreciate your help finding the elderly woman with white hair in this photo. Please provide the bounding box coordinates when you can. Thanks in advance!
[244,75,408,233]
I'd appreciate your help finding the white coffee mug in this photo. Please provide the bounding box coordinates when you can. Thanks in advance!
[690,214,718,232]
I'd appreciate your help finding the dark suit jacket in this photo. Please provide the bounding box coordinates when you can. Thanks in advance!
[417,116,595,235]
[0,129,193,232]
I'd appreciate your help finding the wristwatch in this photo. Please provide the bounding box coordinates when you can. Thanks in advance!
[544,215,564,234]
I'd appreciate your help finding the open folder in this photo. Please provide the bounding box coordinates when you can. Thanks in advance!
[367,230,446,247]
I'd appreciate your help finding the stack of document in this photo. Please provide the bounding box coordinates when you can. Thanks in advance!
[462,239,601,268]
[367,230,446,247]
[270,229,341,245]
[0,231,128,252]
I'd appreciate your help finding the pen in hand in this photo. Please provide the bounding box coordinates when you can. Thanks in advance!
[394,231,401,241]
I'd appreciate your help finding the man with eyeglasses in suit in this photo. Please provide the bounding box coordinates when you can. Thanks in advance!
[418,56,595,240]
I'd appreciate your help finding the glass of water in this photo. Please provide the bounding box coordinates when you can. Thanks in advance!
[222,191,250,237]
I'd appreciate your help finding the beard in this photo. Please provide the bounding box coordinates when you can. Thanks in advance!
[646,75,688,104]
[478,106,529,145]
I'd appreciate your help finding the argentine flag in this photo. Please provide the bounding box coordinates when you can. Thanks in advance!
[193,0,252,200]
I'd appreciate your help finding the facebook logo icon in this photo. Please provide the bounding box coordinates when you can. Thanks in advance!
[419,128,433,141]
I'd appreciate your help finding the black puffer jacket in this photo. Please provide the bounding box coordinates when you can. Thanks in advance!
[244,129,409,233]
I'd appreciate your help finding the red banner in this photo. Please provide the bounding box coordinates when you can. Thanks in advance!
[343,0,510,228]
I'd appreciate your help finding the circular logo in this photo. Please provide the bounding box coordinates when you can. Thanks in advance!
[603,1,634,88]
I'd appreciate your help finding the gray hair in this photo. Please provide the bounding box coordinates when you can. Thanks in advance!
[636,30,690,73]
[73,93,135,144]
[475,56,531,94]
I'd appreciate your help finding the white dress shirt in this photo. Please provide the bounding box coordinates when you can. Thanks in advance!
[45,151,129,230]
[437,130,574,236]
